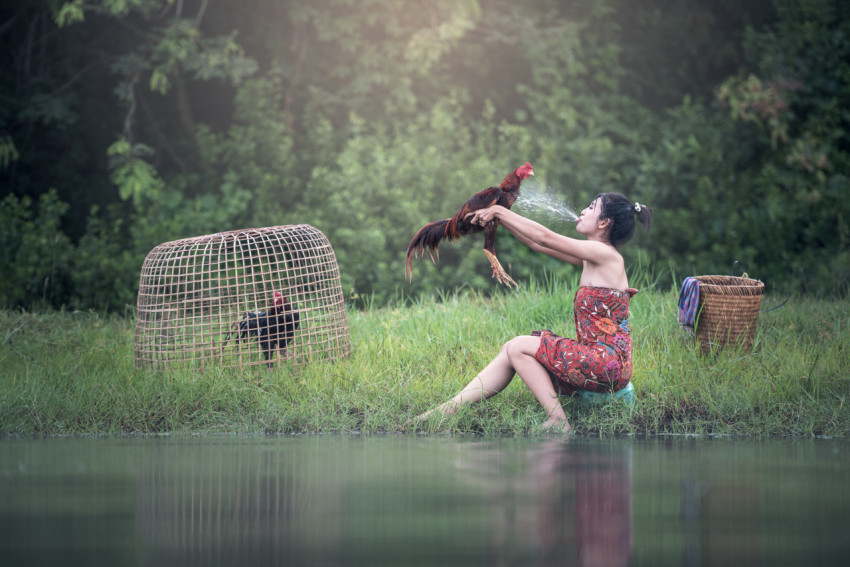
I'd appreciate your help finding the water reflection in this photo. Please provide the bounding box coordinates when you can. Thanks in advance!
[2,436,849,566]
[420,439,633,566]
[573,445,632,567]
[130,438,634,566]
[536,440,632,566]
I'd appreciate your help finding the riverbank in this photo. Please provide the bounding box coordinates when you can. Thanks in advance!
[1,276,848,436]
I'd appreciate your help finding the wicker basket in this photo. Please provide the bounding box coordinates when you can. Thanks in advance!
[694,275,765,352]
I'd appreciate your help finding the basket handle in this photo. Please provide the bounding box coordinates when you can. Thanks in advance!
[730,260,746,278]
[729,260,788,313]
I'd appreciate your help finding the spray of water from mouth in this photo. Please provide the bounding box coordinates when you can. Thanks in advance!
[515,179,579,224]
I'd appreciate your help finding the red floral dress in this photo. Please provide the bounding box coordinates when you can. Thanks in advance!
[533,286,637,394]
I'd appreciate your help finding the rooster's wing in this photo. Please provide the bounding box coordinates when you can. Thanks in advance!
[446,186,502,238]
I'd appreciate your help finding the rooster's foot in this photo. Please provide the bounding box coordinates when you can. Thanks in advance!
[483,249,518,288]
[491,268,518,288]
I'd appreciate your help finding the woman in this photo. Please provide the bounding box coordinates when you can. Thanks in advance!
[417,192,652,432]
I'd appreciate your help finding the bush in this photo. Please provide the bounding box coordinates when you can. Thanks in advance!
[0,190,73,309]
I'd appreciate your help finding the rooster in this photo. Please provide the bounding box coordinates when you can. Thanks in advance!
[405,162,534,287]
[223,291,300,366]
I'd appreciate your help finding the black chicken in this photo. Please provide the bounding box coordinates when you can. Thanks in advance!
[224,291,300,366]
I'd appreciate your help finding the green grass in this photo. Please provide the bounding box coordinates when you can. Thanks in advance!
[1,275,848,437]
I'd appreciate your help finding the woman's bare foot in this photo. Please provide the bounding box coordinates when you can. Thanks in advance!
[540,417,571,433]
[414,401,458,422]
[413,409,436,422]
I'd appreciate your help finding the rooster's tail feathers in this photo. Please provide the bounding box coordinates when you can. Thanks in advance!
[405,219,451,281]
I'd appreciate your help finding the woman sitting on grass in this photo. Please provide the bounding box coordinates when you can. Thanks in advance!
[417,193,653,432]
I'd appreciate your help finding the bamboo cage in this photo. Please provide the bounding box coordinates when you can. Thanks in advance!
[134,224,350,370]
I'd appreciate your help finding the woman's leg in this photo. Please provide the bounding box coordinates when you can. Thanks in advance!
[417,340,517,419]
[418,336,570,431]
[504,336,570,431]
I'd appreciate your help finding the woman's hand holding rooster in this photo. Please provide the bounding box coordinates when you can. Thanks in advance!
[466,205,505,226]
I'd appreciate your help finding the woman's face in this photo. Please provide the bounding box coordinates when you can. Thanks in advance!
[576,198,604,235]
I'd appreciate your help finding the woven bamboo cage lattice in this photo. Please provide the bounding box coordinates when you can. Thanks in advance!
[694,275,765,353]
[134,225,350,370]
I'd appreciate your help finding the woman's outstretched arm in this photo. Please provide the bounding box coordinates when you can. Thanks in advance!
[508,225,583,265]
[467,206,615,265]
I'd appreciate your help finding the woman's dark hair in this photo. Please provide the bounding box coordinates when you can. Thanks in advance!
[595,192,653,247]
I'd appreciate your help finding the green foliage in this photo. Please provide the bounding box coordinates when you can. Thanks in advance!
[53,0,85,27]
[292,98,541,304]
[0,134,19,168]
[403,1,482,72]
[145,20,258,94]
[2,0,849,310]
[0,191,73,309]
[715,74,802,148]
[193,71,298,228]
[107,139,164,205]
[71,204,140,311]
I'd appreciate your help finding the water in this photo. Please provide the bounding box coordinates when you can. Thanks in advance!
[2,435,849,566]
[515,181,579,224]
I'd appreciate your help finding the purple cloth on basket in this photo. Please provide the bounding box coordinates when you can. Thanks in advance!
[678,277,700,332]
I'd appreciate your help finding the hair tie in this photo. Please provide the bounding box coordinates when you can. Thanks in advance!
[634,202,642,213]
